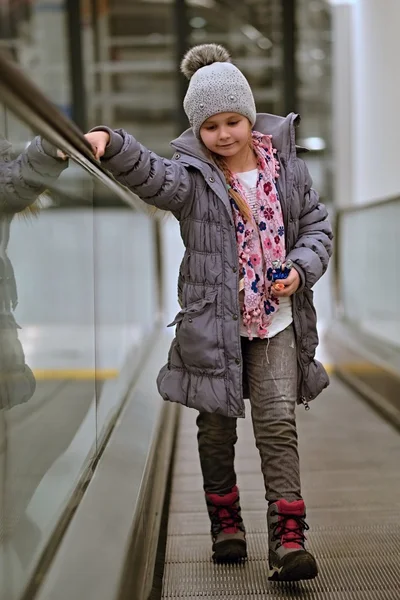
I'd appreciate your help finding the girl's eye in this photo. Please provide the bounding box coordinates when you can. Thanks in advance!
[205,125,216,131]
[228,121,239,126]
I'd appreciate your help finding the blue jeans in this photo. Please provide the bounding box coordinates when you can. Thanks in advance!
[196,324,301,502]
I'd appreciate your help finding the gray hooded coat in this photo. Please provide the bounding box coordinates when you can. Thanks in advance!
[95,112,333,418]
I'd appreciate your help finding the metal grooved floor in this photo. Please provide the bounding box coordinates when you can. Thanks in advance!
[161,377,400,599]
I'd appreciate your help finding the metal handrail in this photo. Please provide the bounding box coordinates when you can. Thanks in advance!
[336,193,400,215]
[0,52,146,213]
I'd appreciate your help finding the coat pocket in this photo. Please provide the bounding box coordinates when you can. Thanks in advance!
[167,290,223,371]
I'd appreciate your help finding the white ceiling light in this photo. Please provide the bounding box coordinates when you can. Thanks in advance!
[257,38,273,50]
[241,25,273,50]
[190,17,207,29]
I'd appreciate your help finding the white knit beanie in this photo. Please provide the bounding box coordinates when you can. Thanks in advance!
[181,44,257,139]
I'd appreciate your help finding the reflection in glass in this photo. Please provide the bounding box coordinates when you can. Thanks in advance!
[0,120,96,598]
[0,132,68,409]
[0,126,78,598]
[0,98,160,597]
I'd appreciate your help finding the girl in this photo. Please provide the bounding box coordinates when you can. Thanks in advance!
[85,44,333,582]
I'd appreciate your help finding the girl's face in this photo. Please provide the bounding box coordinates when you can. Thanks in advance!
[200,113,251,158]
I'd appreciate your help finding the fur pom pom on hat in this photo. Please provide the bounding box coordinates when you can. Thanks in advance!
[181,44,257,139]
[180,44,231,79]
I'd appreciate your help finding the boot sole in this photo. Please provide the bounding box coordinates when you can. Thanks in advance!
[268,551,318,582]
[212,539,247,564]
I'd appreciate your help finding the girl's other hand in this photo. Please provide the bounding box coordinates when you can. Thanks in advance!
[272,266,300,297]
[84,131,110,160]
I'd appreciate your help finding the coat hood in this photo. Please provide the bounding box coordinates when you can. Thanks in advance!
[170,112,306,163]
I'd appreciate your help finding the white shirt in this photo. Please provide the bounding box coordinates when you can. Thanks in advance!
[235,169,293,339]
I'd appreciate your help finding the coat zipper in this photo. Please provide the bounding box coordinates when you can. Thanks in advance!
[300,396,310,411]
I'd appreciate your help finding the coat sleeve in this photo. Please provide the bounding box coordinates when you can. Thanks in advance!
[91,127,194,213]
[286,158,333,290]
[0,136,68,213]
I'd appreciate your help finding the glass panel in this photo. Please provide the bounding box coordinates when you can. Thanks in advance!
[340,201,400,350]
[0,105,96,599]
[92,206,158,445]
[0,102,158,597]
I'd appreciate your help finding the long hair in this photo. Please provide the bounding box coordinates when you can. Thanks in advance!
[207,133,256,223]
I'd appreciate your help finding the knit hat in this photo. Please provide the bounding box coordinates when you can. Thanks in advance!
[181,44,257,139]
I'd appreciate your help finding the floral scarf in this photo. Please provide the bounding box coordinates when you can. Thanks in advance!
[229,131,286,339]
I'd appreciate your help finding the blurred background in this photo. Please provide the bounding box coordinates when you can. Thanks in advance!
[0,0,333,193]
[0,1,399,600]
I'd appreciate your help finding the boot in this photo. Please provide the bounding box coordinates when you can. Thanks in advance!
[206,485,247,563]
[267,499,318,581]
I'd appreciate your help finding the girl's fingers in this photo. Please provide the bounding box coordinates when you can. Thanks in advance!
[56,149,68,160]
[273,281,295,297]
